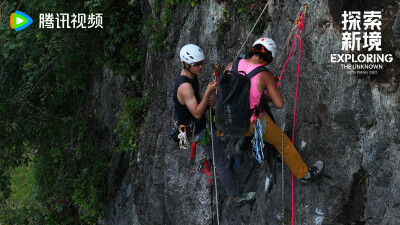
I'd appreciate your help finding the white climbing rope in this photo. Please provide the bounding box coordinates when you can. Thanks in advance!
[209,108,219,225]
[272,3,307,74]
[235,1,270,59]
[276,4,308,224]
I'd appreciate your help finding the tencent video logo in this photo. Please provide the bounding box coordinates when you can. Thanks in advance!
[10,11,33,31]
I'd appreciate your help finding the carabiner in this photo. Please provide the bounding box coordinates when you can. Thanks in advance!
[179,125,187,134]
[295,5,307,24]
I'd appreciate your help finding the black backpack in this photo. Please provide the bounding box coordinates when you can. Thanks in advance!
[215,58,267,135]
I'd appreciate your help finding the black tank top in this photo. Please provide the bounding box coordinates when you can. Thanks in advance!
[173,73,206,135]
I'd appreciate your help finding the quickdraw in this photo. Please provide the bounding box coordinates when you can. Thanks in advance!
[295,6,307,24]
[177,125,189,149]
[214,63,219,82]
[176,123,197,164]
[251,117,265,163]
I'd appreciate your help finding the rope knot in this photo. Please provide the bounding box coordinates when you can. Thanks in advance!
[298,13,305,29]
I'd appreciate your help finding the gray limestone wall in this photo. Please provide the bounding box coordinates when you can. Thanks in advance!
[101,0,400,224]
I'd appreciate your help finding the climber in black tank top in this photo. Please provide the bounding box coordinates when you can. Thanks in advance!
[173,74,207,136]
[172,44,256,207]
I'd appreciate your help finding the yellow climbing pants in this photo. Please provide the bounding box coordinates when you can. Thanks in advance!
[245,111,308,179]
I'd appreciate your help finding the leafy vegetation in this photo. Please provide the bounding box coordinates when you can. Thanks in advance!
[145,0,198,52]
[114,92,152,154]
[217,0,269,36]
[0,0,146,224]
[0,0,275,224]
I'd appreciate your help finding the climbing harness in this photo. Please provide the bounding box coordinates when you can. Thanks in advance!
[251,117,265,163]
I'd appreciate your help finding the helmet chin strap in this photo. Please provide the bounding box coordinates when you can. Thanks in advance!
[185,65,198,77]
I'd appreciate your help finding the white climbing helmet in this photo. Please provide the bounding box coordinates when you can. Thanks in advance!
[252,38,277,59]
[180,44,205,65]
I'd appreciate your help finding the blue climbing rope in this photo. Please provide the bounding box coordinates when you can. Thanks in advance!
[251,118,265,163]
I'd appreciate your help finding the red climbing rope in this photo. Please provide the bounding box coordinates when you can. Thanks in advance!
[276,12,305,225]
[292,12,305,225]
[277,24,300,88]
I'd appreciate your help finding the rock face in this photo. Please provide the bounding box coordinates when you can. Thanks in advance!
[104,0,400,224]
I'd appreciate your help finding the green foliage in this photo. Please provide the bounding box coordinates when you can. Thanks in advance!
[146,0,197,52]
[217,19,230,36]
[0,0,145,224]
[0,161,47,224]
[222,8,230,18]
[114,91,152,154]
[219,0,269,36]
[103,0,144,75]
[71,127,112,222]
[9,163,35,208]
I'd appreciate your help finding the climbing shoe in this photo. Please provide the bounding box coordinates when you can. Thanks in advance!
[232,192,256,208]
[301,161,324,184]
